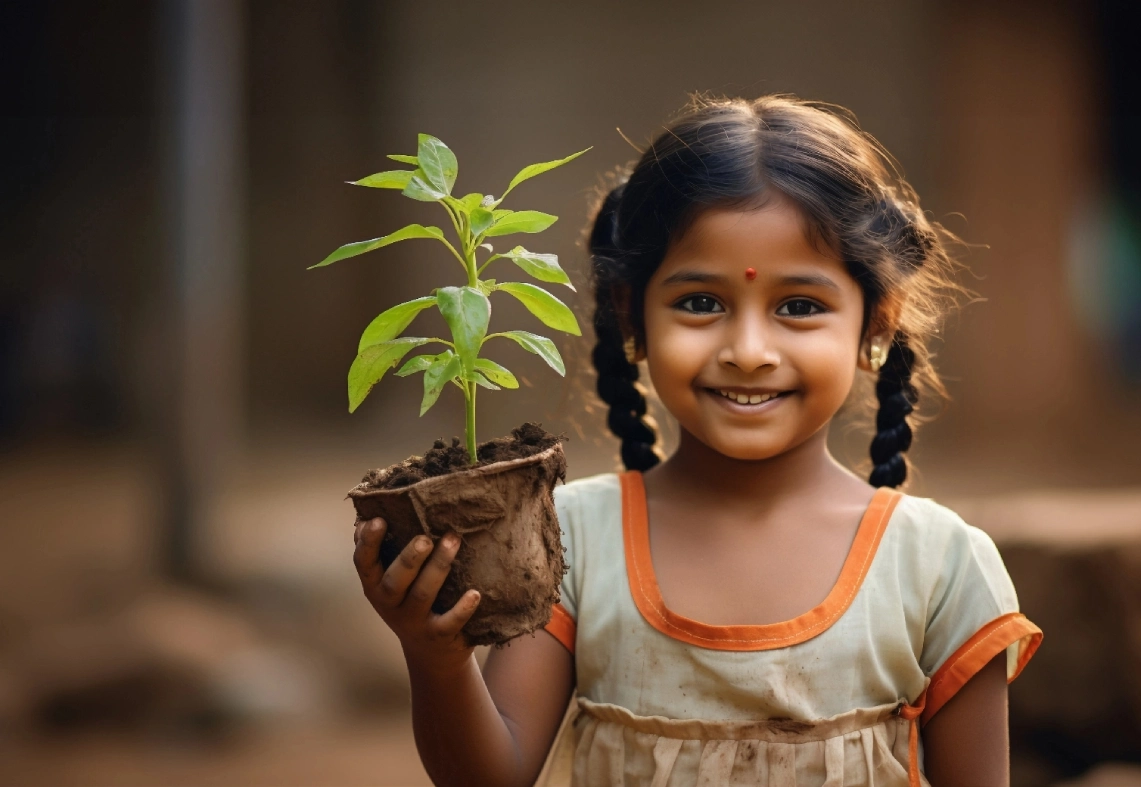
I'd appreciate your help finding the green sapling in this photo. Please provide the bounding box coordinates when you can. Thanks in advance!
[310,134,589,464]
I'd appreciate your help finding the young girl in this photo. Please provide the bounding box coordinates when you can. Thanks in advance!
[352,95,1042,786]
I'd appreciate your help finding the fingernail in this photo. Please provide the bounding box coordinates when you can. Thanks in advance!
[442,534,458,549]
[469,591,481,605]
[415,537,431,553]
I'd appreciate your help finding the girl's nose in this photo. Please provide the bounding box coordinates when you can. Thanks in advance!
[717,316,781,372]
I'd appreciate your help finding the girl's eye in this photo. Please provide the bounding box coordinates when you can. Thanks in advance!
[676,295,724,314]
[777,299,824,318]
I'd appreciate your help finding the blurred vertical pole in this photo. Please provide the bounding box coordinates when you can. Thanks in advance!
[159,0,247,580]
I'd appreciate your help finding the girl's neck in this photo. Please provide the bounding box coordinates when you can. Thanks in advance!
[648,426,861,508]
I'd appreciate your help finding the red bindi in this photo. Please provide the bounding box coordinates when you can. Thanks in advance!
[744,267,757,281]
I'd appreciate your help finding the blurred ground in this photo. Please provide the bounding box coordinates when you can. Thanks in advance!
[0,720,429,787]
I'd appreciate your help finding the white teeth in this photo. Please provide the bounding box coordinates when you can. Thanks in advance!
[717,390,778,405]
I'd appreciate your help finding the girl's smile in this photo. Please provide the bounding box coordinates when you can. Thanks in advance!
[642,197,866,462]
[707,386,792,410]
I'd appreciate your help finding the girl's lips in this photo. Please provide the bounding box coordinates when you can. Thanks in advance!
[703,387,792,414]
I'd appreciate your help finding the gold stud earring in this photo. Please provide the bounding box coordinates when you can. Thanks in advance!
[623,336,640,364]
[869,337,889,372]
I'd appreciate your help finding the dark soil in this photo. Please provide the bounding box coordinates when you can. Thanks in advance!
[361,422,563,490]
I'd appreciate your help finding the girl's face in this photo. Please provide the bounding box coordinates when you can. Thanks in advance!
[641,198,866,462]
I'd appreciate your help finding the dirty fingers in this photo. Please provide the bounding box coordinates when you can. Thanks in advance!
[353,518,481,659]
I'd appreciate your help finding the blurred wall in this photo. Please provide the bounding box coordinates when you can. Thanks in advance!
[5,0,1137,500]
[921,0,1141,492]
[0,3,159,444]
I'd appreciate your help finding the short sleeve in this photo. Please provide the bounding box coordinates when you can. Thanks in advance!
[916,501,1042,723]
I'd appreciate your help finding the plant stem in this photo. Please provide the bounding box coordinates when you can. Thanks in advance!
[465,239,478,288]
[456,216,478,289]
[465,379,478,464]
[446,196,479,462]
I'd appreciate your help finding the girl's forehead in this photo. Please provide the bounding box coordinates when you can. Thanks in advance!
[656,202,849,282]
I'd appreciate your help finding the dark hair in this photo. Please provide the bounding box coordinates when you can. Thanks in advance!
[589,95,963,487]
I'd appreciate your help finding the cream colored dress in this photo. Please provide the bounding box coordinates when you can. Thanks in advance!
[537,472,1041,787]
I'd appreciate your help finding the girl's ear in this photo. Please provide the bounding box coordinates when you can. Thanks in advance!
[858,334,891,373]
[858,296,904,372]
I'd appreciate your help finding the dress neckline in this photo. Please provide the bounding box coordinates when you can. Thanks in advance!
[620,470,902,651]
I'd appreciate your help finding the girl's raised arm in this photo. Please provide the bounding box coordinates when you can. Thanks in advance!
[355,516,574,787]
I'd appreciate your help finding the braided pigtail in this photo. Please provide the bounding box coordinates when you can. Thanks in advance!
[860,193,942,489]
[869,335,918,487]
[589,186,661,472]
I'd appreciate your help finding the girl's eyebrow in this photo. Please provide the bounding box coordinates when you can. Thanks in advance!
[660,270,841,290]
[778,273,841,290]
[660,270,726,286]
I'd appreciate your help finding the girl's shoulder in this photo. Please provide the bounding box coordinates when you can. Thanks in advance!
[885,492,1017,608]
[551,472,630,577]
[553,472,623,533]
[889,492,999,551]
[551,473,626,619]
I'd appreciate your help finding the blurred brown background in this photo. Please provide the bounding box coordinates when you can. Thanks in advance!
[1,1,1140,785]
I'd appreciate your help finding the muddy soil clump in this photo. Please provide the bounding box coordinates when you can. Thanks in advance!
[350,423,567,646]
[361,422,562,490]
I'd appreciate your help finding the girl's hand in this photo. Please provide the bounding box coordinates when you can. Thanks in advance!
[353,516,481,673]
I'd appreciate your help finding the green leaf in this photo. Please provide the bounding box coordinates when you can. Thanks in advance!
[495,282,580,335]
[494,330,565,376]
[475,278,496,297]
[310,224,444,268]
[350,170,413,189]
[484,210,558,237]
[468,371,500,390]
[474,358,519,389]
[436,286,491,374]
[421,352,462,415]
[470,207,495,237]
[396,354,434,377]
[358,296,437,352]
[501,246,574,289]
[348,337,431,412]
[402,170,448,202]
[502,147,591,198]
[457,192,484,213]
[388,154,419,165]
[416,134,458,196]
[492,209,513,220]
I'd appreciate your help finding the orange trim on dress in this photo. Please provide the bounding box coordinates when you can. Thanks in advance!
[920,611,1043,725]
[620,471,903,651]
[543,602,576,654]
